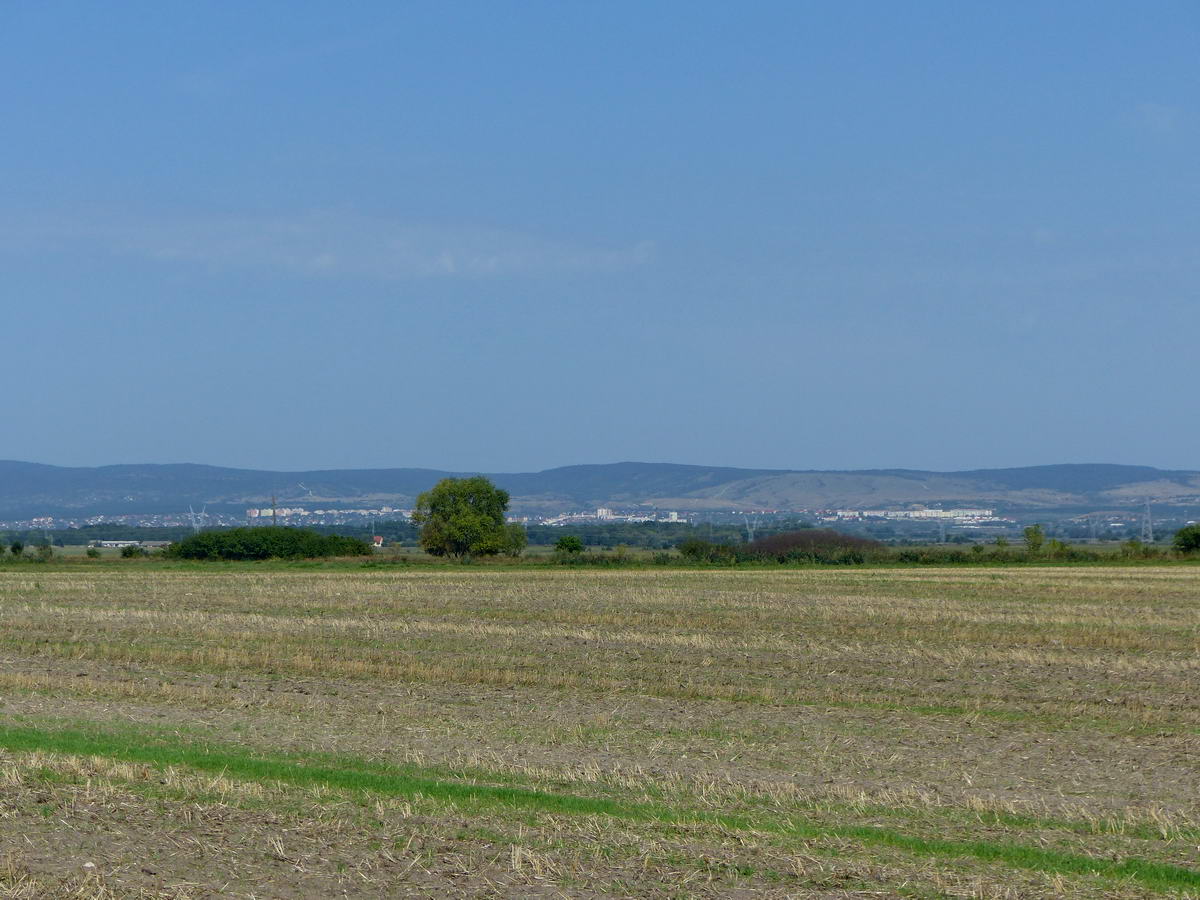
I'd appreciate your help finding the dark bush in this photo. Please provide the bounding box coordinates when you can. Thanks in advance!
[744,529,882,564]
[778,548,868,565]
[676,538,739,564]
[167,527,372,561]
[554,535,584,554]
[552,551,635,567]
[894,547,972,565]
[985,548,1024,564]
[1173,524,1200,553]
[1119,539,1164,560]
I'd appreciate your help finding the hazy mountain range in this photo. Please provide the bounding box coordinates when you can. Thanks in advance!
[2,460,1199,520]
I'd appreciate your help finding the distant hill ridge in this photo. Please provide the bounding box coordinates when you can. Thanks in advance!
[1,460,1198,519]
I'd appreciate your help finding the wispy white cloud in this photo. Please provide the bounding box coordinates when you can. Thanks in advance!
[0,212,654,279]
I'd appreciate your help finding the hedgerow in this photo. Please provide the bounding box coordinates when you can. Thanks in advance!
[166,527,372,561]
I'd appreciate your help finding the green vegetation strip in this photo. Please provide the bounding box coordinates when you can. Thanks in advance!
[0,721,1197,892]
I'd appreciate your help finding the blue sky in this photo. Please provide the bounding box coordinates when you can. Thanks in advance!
[3,2,1197,472]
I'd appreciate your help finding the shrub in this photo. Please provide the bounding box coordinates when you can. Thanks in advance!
[1119,539,1162,560]
[744,529,882,564]
[1173,523,1200,553]
[85,547,101,558]
[503,523,528,558]
[166,527,372,561]
[120,545,146,558]
[1055,546,1103,562]
[554,535,584,554]
[1046,539,1070,558]
[676,538,738,564]
[893,547,971,565]
[1023,525,1045,554]
[986,548,1024,564]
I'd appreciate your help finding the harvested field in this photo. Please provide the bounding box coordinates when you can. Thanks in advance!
[0,565,1197,897]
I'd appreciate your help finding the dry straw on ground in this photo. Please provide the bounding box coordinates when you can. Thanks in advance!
[0,566,1197,897]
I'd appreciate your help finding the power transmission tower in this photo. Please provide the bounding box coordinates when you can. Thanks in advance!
[187,504,208,534]
[1141,499,1154,543]
[744,516,759,543]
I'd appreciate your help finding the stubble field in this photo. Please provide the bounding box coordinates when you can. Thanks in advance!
[0,565,1197,898]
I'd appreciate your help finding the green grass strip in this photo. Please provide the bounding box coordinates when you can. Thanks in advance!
[0,720,1197,893]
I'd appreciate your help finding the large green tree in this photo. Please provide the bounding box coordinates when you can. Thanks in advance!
[412,476,512,559]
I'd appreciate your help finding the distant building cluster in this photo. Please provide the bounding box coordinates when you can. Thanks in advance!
[246,506,410,525]
[0,511,244,531]
[828,508,1000,522]
[87,540,172,549]
[538,508,688,526]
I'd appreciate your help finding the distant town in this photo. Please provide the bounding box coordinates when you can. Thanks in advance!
[2,500,1192,547]
[1,505,697,533]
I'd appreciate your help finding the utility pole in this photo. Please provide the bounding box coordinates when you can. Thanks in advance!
[272,495,278,528]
